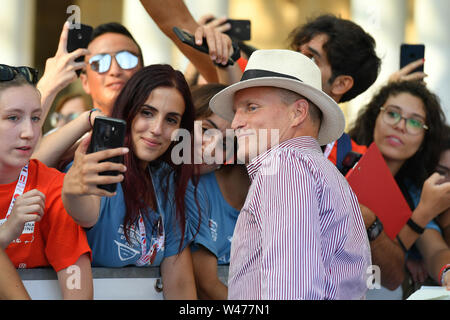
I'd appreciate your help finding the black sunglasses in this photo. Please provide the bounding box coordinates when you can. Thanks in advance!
[0,64,39,85]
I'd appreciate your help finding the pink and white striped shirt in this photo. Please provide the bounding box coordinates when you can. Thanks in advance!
[228,136,371,300]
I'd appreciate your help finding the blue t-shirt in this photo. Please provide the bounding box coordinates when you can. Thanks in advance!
[188,172,240,265]
[405,180,441,233]
[67,162,194,267]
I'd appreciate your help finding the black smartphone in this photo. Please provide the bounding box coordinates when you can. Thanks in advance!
[225,19,251,41]
[340,151,363,176]
[67,23,93,76]
[400,44,425,74]
[173,26,235,65]
[87,116,126,193]
[173,26,209,54]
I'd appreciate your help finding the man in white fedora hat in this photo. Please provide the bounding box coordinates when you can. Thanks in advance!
[210,49,371,300]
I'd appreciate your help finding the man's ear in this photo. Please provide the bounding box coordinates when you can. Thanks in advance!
[330,75,354,99]
[291,99,309,127]
[80,72,91,95]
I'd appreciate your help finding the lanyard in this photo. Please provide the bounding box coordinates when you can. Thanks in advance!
[135,213,164,266]
[135,168,165,266]
[1,164,35,237]
[5,164,29,219]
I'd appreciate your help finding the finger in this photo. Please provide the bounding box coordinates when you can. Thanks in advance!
[402,72,428,82]
[214,31,224,63]
[71,61,87,72]
[88,147,129,163]
[198,13,216,26]
[194,27,205,46]
[67,48,90,61]
[17,204,44,218]
[77,133,92,155]
[92,188,117,198]
[203,28,218,60]
[22,189,46,200]
[56,21,70,55]
[221,36,232,65]
[15,195,46,210]
[400,58,425,75]
[91,174,125,186]
[206,16,228,28]
[215,23,232,33]
[92,161,127,174]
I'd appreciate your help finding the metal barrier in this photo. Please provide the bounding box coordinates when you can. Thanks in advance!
[19,265,229,300]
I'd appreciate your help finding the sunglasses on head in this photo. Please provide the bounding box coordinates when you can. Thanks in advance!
[88,50,139,74]
[0,64,39,85]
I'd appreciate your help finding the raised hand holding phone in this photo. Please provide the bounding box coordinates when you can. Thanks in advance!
[67,23,93,76]
[87,116,127,193]
[37,22,91,120]
[64,131,128,198]
[389,44,427,83]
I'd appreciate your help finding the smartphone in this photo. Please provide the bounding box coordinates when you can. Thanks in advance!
[225,19,251,41]
[400,44,425,74]
[173,26,235,65]
[67,23,93,76]
[173,26,209,54]
[340,151,363,176]
[87,116,127,192]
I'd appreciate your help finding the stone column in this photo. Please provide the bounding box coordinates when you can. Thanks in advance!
[0,0,36,66]
[122,0,172,66]
[415,0,450,121]
[348,0,408,126]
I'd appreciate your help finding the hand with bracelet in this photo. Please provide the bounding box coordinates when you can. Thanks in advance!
[32,108,105,168]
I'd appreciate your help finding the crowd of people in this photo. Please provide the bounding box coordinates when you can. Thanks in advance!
[0,0,449,300]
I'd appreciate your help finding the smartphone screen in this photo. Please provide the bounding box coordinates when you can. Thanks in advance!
[400,44,425,73]
[88,116,126,192]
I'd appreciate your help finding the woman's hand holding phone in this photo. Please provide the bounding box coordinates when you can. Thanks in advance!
[64,133,128,198]
[37,22,90,98]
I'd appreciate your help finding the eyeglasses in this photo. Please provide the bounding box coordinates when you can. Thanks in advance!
[50,112,81,127]
[88,51,139,74]
[380,106,428,135]
[0,64,39,85]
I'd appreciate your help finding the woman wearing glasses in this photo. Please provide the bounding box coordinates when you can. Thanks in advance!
[60,64,200,299]
[49,94,91,129]
[348,80,450,293]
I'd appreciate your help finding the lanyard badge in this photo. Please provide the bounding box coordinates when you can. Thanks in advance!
[135,213,165,266]
[0,164,36,244]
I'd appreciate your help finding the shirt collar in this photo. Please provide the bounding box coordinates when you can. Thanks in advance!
[246,136,321,181]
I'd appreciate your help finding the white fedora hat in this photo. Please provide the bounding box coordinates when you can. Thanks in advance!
[209,49,345,146]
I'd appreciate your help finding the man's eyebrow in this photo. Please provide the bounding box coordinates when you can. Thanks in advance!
[204,119,218,129]
[307,46,321,58]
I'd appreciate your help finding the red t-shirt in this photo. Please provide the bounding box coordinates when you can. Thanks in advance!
[1,159,91,272]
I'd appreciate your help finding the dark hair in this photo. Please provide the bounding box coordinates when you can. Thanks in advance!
[288,14,381,102]
[90,22,144,65]
[442,125,450,153]
[111,64,197,248]
[191,83,227,119]
[348,81,447,187]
